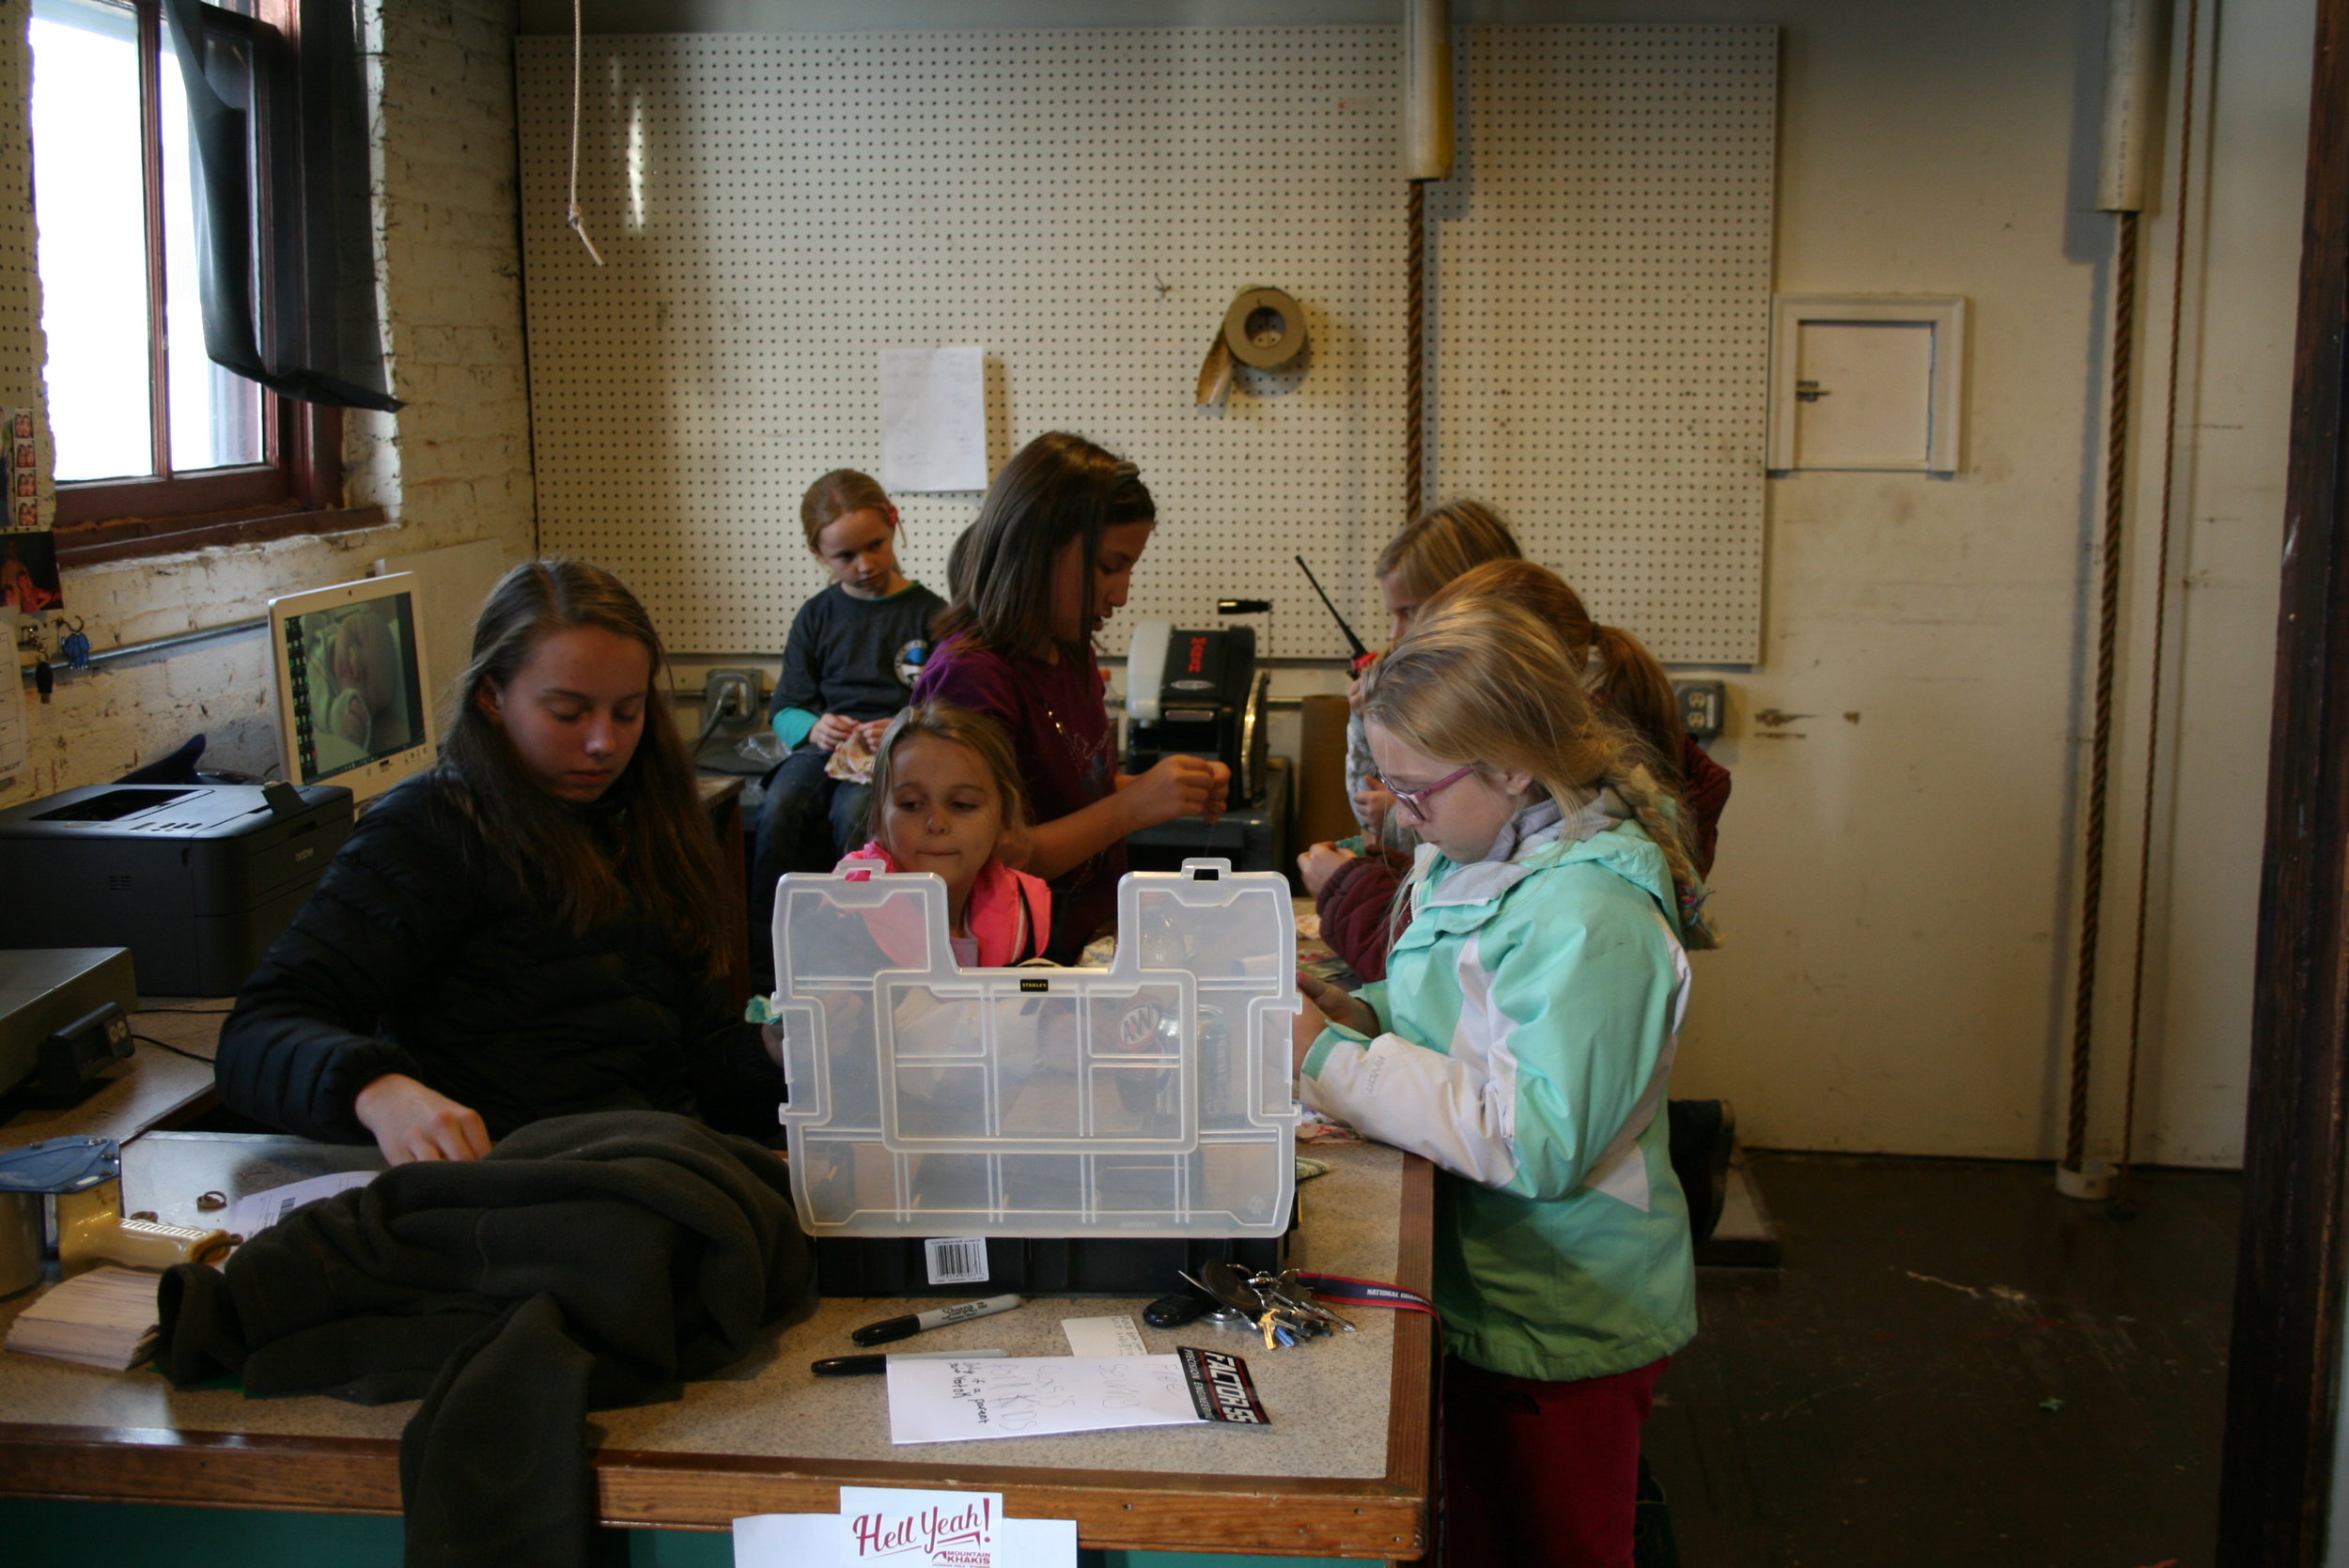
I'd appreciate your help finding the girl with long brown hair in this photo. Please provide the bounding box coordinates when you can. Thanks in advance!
[1337,501,1526,860]
[913,431,1227,961]
[219,560,781,1163]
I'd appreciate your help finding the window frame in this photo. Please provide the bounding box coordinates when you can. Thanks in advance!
[42,0,378,567]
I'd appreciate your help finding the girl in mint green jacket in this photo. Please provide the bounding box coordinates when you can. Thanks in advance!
[1294,596,1702,1568]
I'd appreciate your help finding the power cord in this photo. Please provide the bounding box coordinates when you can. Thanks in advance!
[132,1032,215,1065]
[691,671,761,751]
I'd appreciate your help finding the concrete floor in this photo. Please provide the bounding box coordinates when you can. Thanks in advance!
[1648,1151,2238,1568]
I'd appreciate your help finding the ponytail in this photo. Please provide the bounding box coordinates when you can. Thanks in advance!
[1586,624,1688,791]
[1363,598,1714,947]
[1607,762,1716,949]
[1417,559,1697,795]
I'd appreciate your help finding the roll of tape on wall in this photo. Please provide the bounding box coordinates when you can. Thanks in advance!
[1222,287,1307,370]
[1197,287,1308,407]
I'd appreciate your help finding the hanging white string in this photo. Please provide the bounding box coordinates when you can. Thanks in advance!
[565,0,604,265]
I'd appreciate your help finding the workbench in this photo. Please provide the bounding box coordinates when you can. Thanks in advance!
[0,1030,1434,1560]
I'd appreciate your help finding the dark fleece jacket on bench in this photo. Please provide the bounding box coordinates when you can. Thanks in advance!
[153,1110,812,1568]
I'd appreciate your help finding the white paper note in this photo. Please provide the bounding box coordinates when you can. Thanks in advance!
[735,1486,1076,1568]
[887,1354,1210,1445]
[227,1170,380,1235]
[1061,1313,1148,1358]
[879,346,988,492]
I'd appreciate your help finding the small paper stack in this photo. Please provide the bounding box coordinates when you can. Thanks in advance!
[5,1266,163,1370]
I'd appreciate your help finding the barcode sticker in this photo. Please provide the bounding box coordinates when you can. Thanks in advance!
[924,1236,989,1286]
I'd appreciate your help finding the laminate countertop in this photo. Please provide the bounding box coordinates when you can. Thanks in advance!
[0,1128,1434,1560]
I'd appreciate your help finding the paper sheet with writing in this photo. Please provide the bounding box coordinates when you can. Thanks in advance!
[1061,1313,1148,1358]
[886,1349,1268,1445]
[879,346,988,492]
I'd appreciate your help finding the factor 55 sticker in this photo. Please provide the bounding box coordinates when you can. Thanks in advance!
[1177,1346,1270,1426]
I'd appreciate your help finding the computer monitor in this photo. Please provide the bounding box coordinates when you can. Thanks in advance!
[267,571,438,809]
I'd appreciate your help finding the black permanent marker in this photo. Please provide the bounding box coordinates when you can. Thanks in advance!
[849,1293,1023,1347]
[810,1348,1007,1377]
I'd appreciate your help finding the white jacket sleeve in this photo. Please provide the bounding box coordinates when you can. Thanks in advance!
[1302,896,1688,1203]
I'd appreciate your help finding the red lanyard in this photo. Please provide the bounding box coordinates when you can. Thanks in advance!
[1294,1271,1440,1323]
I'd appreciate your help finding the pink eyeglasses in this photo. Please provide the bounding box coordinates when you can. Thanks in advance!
[1372,763,1478,822]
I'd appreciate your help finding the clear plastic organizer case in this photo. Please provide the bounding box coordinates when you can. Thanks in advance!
[770,859,1299,1240]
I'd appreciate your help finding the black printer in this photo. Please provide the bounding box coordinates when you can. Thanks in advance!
[1123,622,1271,805]
[0,783,353,996]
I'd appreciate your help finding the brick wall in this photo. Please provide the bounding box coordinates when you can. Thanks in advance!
[0,0,537,802]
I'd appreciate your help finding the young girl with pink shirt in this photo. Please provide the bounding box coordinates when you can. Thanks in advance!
[835,702,1051,968]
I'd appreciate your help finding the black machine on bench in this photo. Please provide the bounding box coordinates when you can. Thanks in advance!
[0,783,352,996]
[1123,620,1271,805]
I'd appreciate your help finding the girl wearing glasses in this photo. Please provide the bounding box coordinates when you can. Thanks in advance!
[1292,597,1704,1567]
[1305,556,1731,981]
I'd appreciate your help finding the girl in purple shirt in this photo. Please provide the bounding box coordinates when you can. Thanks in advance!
[912,432,1227,960]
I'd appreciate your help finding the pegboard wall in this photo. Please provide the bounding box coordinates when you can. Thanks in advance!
[516,26,1774,664]
[1432,27,1776,660]
[2,11,41,407]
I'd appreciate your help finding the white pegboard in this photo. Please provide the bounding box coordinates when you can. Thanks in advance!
[516,26,1772,665]
[1432,26,1776,664]
[2,12,40,404]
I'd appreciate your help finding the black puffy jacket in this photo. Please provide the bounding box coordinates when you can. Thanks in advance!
[217,771,782,1145]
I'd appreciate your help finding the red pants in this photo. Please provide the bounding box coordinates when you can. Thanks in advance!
[1439,1353,1669,1568]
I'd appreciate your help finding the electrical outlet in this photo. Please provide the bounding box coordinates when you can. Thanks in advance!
[701,668,763,725]
[1674,680,1728,742]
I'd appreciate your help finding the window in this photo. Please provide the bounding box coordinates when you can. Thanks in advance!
[29,0,352,563]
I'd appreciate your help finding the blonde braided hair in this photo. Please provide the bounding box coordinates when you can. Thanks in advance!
[1361,595,1704,924]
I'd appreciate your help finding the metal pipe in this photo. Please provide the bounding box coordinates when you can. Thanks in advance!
[2063,0,2179,1198]
[77,616,267,670]
[1402,0,1455,181]
[2097,0,2167,213]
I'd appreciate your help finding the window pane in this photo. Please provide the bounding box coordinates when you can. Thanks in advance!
[30,0,154,483]
[159,23,264,472]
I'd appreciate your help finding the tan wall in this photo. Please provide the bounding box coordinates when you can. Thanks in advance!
[527,0,2312,1167]
[1669,0,2308,1170]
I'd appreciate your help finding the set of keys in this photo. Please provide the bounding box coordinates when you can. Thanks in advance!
[1184,1261,1357,1349]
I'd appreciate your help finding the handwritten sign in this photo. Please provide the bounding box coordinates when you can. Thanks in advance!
[735,1486,1075,1568]
[885,1350,1268,1446]
[879,346,988,492]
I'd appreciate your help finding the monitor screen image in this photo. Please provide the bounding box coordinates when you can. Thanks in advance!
[269,573,438,808]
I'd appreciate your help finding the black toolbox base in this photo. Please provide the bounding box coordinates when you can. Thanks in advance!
[814,1225,1294,1297]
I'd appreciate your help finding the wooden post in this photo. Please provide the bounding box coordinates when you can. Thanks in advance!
[2218,0,2349,1559]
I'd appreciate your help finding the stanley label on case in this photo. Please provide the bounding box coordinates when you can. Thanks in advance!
[1019,978,1050,993]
